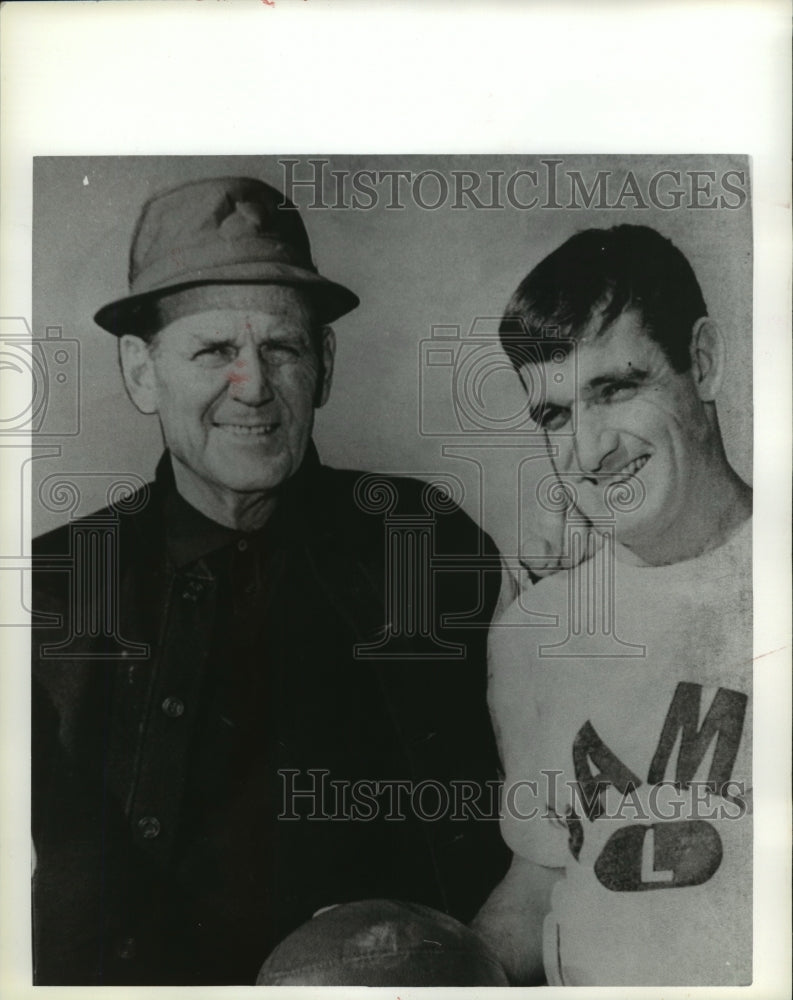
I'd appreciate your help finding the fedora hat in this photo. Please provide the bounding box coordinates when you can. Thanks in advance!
[93,176,359,335]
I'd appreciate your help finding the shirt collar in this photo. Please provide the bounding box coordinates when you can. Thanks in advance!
[158,443,323,569]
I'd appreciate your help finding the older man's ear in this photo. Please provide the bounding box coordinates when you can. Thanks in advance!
[119,334,159,415]
[315,325,336,408]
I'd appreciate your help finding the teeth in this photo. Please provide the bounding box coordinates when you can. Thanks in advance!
[217,424,277,436]
[620,455,649,476]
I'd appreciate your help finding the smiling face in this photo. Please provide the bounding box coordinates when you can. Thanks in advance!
[120,285,334,523]
[520,310,719,555]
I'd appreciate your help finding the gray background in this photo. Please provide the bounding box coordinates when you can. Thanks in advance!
[31,155,752,558]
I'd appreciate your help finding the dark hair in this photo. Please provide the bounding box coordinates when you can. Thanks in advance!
[498,225,708,374]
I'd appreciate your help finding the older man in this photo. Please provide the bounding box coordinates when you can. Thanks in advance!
[474,225,752,986]
[32,177,508,984]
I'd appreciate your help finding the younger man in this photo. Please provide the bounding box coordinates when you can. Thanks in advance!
[474,225,752,986]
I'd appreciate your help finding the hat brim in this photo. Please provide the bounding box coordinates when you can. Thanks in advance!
[93,263,359,335]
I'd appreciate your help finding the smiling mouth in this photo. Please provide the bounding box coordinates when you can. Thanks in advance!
[214,422,280,437]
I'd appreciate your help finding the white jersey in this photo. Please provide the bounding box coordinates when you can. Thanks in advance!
[490,519,752,986]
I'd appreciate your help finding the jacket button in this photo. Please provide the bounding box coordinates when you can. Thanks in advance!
[115,935,137,960]
[137,816,161,839]
[161,696,185,718]
[182,579,205,601]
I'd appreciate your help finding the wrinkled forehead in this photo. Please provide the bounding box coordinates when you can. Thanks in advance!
[153,283,314,332]
[520,307,655,369]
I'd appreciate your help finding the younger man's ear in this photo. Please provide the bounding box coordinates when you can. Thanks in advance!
[689,317,726,402]
[119,335,158,414]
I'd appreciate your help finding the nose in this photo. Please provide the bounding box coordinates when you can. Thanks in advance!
[570,409,621,478]
[227,346,274,406]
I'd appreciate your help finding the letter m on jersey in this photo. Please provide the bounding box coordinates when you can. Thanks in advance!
[647,682,747,792]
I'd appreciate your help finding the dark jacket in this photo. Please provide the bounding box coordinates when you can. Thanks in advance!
[32,449,509,985]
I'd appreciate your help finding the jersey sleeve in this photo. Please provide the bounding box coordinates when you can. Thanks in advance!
[488,593,570,870]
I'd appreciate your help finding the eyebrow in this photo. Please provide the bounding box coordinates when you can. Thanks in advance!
[584,366,651,393]
[526,365,652,426]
